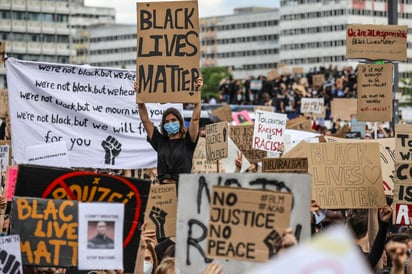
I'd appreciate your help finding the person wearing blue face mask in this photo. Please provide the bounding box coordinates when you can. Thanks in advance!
[135,77,202,184]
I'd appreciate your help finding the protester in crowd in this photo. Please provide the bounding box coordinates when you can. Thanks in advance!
[346,204,393,270]
[135,77,203,185]
[134,223,158,274]
[385,239,409,274]
[155,257,175,274]
[87,221,114,249]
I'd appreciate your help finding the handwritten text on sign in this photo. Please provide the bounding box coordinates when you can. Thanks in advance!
[207,187,292,262]
[136,1,201,103]
[206,122,228,161]
[357,63,393,122]
[12,197,78,267]
[253,111,287,152]
[346,24,407,61]
[5,58,182,169]
[307,142,386,209]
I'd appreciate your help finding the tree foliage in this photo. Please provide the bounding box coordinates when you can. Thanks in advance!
[200,67,232,101]
[399,71,412,107]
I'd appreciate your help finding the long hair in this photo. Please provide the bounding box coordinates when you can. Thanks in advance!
[147,242,159,274]
[160,107,186,137]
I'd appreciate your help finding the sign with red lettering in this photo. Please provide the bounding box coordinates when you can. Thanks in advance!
[207,186,292,262]
[307,142,386,208]
[357,64,393,121]
[136,1,201,103]
[346,24,408,61]
[13,164,151,273]
[253,110,287,152]
[394,203,412,225]
[11,197,78,266]
[229,125,267,163]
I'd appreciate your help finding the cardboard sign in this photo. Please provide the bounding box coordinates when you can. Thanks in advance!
[312,74,325,89]
[206,122,228,161]
[331,98,357,121]
[282,140,308,159]
[0,41,4,64]
[229,125,267,163]
[253,111,287,152]
[262,158,308,173]
[233,110,253,125]
[175,173,312,274]
[192,158,221,174]
[292,67,304,75]
[323,136,395,195]
[254,106,274,113]
[0,235,23,274]
[246,225,371,274]
[267,69,280,80]
[301,98,324,115]
[144,184,177,238]
[0,89,8,117]
[210,104,233,122]
[357,64,393,121]
[207,186,292,262]
[13,164,151,273]
[286,116,312,131]
[307,142,386,209]
[11,197,78,266]
[346,24,408,61]
[136,1,201,103]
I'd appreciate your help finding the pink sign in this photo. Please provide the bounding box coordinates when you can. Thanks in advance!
[5,165,18,201]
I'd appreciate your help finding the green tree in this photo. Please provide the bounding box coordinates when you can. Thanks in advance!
[200,67,232,102]
[399,71,412,107]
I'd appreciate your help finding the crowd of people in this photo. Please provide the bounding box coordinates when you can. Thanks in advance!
[0,66,410,274]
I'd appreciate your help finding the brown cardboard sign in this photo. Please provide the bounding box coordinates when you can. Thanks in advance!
[144,184,177,238]
[210,104,233,122]
[267,69,280,80]
[282,140,308,159]
[136,1,201,103]
[0,89,8,118]
[0,41,4,64]
[346,24,407,61]
[312,74,325,89]
[206,122,228,161]
[292,67,304,75]
[262,158,308,173]
[286,116,312,131]
[307,142,386,209]
[229,124,267,163]
[323,136,395,195]
[192,158,222,174]
[357,64,393,122]
[331,98,357,121]
[394,124,412,183]
[207,186,292,262]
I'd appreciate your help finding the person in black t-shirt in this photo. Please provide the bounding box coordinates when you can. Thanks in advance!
[135,78,203,184]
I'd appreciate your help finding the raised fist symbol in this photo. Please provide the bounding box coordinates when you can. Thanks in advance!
[101,135,122,165]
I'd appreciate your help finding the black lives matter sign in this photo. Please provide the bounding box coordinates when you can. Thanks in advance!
[136,1,201,103]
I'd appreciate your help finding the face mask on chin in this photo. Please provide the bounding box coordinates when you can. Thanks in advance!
[164,121,180,136]
[144,260,153,274]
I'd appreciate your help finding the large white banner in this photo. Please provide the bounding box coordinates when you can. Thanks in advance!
[6,58,182,169]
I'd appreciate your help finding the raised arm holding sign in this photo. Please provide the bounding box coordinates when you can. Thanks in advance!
[135,78,202,184]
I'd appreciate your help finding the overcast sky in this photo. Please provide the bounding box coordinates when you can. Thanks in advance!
[84,0,279,24]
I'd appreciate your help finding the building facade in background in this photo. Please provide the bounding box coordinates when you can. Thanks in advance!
[279,0,412,76]
[0,0,115,87]
[1,1,412,86]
